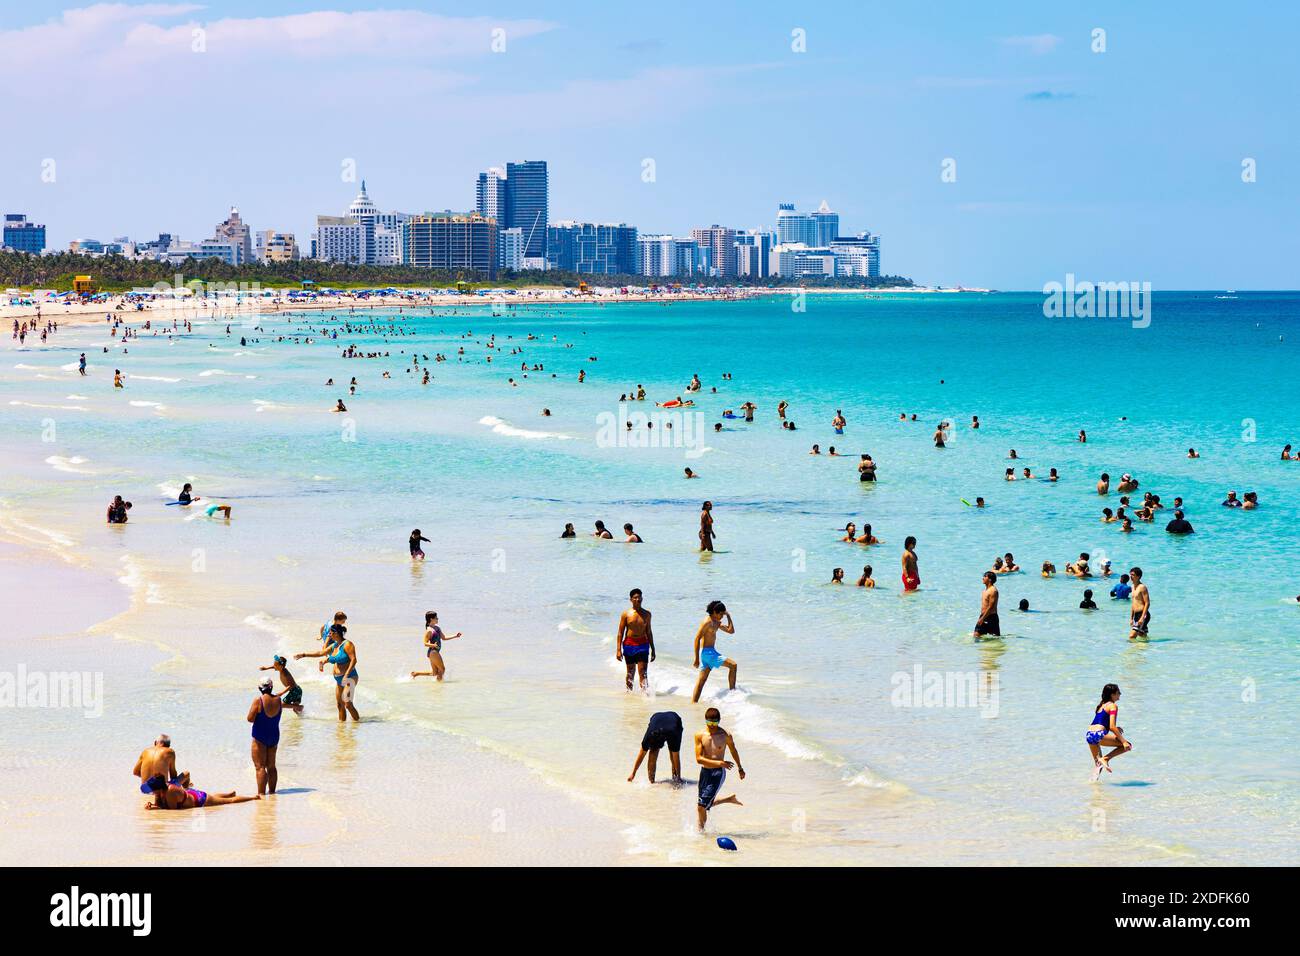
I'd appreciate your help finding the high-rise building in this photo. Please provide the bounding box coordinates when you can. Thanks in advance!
[735,230,773,279]
[213,207,252,264]
[690,225,737,277]
[775,203,817,246]
[547,222,637,274]
[637,234,677,277]
[812,200,840,247]
[406,212,497,277]
[255,230,299,263]
[499,227,525,272]
[475,167,508,267]
[505,160,548,268]
[675,239,704,277]
[314,216,366,264]
[3,214,46,254]
[830,232,881,277]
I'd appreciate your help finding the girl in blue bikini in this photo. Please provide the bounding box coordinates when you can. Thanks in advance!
[1086,683,1133,780]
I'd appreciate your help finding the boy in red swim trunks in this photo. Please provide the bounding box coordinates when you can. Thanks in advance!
[901,536,920,592]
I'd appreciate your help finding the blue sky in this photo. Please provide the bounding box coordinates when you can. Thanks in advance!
[1,1,1295,288]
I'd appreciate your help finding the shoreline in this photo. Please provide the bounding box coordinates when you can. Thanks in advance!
[1,284,956,324]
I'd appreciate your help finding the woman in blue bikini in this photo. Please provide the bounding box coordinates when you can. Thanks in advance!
[1086,683,1133,780]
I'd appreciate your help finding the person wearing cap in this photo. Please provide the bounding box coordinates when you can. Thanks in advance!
[1117,473,1139,493]
[132,734,180,807]
[247,678,284,795]
[259,656,303,714]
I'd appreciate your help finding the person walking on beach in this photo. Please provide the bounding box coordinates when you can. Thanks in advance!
[616,588,655,691]
[410,610,462,681]
[699,501,715,552]
[627,711,683,784]
[901,536,920,592]
[692,601,737,702]
[78,353,86,376]
[1128,567,1151,639]
[694,707,745,830]
[247,678,283,795]
[973,571,1000,638]
[1086,683,1133,780]
[132,734,179,806]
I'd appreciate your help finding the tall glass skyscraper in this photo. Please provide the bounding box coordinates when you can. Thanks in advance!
[2,214,46,254]
[504,160,548,267]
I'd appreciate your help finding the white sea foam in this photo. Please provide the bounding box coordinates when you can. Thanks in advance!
[129,400,165,409]
[66,394,88,400]
[479,415,574,441]
[130,375,182,383]
[45,455,92,474]
[11,401,87,411]
[198,369,235,377]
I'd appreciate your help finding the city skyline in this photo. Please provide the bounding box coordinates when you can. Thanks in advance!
[1,2,1295,288]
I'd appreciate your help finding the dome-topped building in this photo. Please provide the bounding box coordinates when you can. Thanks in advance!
[347,181,378,222]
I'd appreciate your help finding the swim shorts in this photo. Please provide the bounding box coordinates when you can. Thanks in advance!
[974,613,1000,636]
[1130,611,1150,636]
[622,642,650,663]
[902,573,920,592]
[700,646,725,670]
[698,767,727,808]
[641,712,684,753]
[1085,729,1106,746]
[282,686,302,706]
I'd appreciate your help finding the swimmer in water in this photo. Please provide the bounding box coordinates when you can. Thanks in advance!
[694,707,745,830]
[1041,561,1056,578]
[409,528,430,560]
[973,571,1000,638]
[1187,447,1200,459]
[334,399,347,412]
[856,524,882,545]
[691,601,736,702]
[1097,472,1110,495]
[623,523,643,543]
[560,523,576,538]
[593,520,613,539]
[1080,589,1098,610]
[842,522,858,543]
[857,565,875,588]
[1086,683,1132,779]
[1127,567,1150,639]
[684,467,699,478]
[831,567,845,585]
[698,501,715,552]
[901,536,920,592]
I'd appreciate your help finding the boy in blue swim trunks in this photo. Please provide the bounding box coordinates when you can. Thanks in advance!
[691,600,737,703]
[694,707,745,830]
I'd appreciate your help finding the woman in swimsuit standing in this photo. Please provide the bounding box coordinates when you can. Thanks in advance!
[247,678,283,795]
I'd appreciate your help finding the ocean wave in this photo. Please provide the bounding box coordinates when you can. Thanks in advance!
[479,415,575,441]
[130,375,182,383]
[198,369,235,377]
[44,455,93,474]
[11,401,88,411]
[129,400,165,409]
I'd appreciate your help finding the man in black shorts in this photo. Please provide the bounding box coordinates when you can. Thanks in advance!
[626,711,683,783]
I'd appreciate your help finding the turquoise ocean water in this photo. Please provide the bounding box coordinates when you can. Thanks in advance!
[2,291,1297,864]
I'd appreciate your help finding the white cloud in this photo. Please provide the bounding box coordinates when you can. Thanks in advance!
[999,34,1062,55]
[0,5,556,68]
